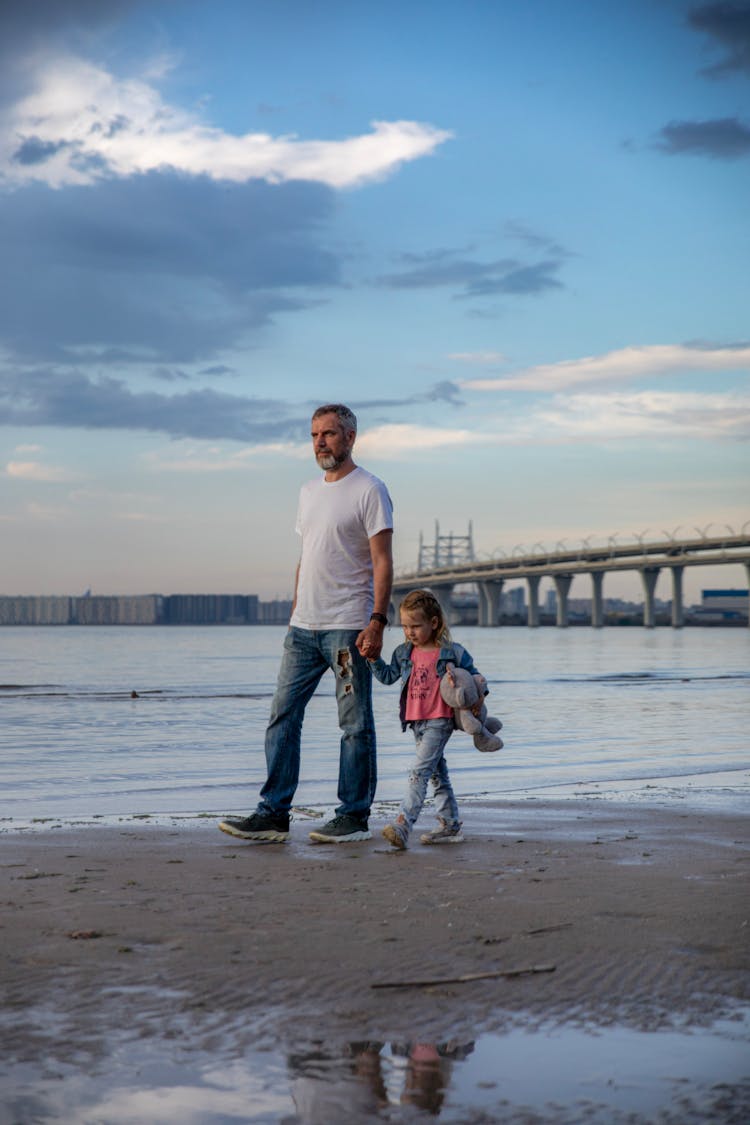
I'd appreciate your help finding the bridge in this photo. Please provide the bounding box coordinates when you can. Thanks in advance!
[392,528,750,628]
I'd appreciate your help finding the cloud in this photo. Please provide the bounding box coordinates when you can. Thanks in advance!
[655,117,750,158]
[0,53,451,189]
[535,390,750,442]
[688,2,750,77]
[0,369,313,443]
[363,390,750,450]
[461,343,750,391]
[356,423,476,459]
[5,459,79,482]
[0,1,136,100]
[143,441,309,473]
[377,250,564,298]
[0,367,466,443]
[352,381,464,410]
[0,172,339,362]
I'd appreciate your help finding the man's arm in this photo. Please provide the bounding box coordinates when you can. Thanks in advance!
[289,561,300,622]
[355,529,393,660]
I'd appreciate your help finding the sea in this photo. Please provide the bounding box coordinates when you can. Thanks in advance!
[1,624,748,827]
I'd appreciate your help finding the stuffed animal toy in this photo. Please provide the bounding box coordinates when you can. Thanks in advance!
[439,663,503,753]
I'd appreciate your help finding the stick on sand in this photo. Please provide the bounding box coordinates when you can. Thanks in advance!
[371,963,556,990]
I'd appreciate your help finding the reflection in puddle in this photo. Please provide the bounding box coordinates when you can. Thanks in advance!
[2,1010,748,1122]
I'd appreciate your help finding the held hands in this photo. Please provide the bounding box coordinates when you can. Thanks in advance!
[356,619,385,661]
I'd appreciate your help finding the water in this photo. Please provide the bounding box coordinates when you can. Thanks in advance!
[1,626,748,825]
[2,1000,748,1123]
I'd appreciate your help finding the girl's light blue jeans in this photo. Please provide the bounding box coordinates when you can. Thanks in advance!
[258,627,376,818]
[398,717,459,833]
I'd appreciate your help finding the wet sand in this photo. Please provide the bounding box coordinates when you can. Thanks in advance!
[2,798,748,1064]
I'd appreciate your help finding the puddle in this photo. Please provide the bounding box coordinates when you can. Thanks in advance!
[1,1008,748,1123]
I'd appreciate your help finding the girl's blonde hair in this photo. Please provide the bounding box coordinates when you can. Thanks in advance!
[400,588,451,645]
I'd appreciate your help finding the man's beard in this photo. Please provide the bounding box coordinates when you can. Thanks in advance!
[316,449,350,470]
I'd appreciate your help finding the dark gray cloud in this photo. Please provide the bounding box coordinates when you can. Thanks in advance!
[460,261,563,298]
[377,249,564,298]
[352,382,464,411]
[0,172,340,364]
[199,365,236,377]
[655,116,750,157]
[12,137,74,165]
[0,368,458,442]
[688,3,750,76]
[0,368,310,443]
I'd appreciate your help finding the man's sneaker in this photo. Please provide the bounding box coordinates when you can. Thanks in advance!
[308,814,371,844]
[382,821,409,850]
[218,810,290,842]
[419,819,464,845]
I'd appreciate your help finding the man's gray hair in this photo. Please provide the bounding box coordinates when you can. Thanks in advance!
[312,403,357,434]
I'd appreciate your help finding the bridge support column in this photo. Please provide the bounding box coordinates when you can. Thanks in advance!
[640,567,660,628]
[440,585,456,625]
[747,563,750,628]
[389,590,405,624]
[591,571,604,628]
[671,566,684,628]
[477,580,504,626]
[526,575,541,628]
[553,574,573,627]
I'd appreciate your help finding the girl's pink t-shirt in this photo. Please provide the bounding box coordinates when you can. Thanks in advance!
[405,648,454,722]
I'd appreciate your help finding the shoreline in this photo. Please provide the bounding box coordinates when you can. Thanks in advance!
[3,765,748,833]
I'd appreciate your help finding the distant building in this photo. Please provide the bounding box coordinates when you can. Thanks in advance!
[0,596,72,625]
[695,589,749,622]
[502,586,526,615]
[257,599,294,624]
[162,594,258,625]
[72,595,162,625]
[701,589,748,612]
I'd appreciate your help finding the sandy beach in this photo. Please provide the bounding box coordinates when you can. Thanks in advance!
[3,799,748,1035]
[2,798,749,1120]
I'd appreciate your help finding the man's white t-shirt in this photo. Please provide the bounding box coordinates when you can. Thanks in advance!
[290,466,393,630]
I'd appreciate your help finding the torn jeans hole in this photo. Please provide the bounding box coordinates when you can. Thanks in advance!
[336,648,354,694]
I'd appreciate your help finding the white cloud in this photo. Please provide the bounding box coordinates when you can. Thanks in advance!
[528,390,750,443]
[357,423,476,459]
[5,459,78,481]
[142,440,309,472]
[367,391,750,452]
[1,53,451,189]
[461,344,750,392]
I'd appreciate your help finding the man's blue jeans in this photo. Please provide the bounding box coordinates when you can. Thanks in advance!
[257,627,377,818]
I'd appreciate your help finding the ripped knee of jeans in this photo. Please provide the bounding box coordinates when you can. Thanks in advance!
[336,648,354,694]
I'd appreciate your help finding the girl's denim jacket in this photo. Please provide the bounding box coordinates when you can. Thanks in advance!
[369,641,485,731]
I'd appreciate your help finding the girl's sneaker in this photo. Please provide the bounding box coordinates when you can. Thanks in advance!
[420,819,464,845]
[382,821,409,850]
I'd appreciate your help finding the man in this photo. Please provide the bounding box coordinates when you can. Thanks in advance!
[219,403,393,844]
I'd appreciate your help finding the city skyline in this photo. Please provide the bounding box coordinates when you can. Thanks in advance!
[1,2,748,602]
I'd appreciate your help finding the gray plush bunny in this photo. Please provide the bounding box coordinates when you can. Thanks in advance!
[439,663,503,753]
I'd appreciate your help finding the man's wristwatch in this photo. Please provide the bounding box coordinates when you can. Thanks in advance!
[369,612,388,626]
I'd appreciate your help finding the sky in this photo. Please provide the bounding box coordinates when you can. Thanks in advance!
[1,0,748,604]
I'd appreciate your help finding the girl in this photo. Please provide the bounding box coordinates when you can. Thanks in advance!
[368,589,489,850]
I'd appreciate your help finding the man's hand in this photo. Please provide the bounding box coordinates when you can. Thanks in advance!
[356,620,385,661]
